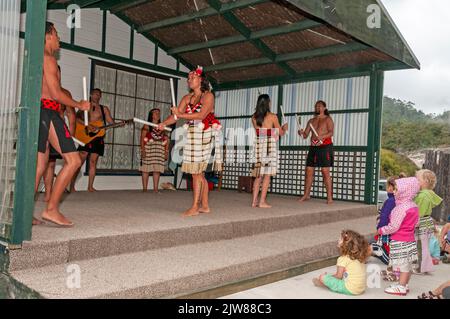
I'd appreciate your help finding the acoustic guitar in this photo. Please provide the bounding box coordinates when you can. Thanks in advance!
[75,119,133,144]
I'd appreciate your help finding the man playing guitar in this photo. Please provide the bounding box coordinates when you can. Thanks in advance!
[71,88,123,192]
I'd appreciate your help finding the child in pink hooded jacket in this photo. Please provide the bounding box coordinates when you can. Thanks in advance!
[378,177,420,296]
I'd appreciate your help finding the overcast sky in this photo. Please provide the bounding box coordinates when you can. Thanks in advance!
[382,0,450,115]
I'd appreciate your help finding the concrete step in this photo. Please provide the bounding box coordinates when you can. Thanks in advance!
[10,216,375,299]
[9,195,375,272]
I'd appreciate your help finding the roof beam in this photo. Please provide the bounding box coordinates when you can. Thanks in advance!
[47,0,102,10]
[215,60,407,91]
[137,0,269,33]
[110,0,153,13]
[204,42,369,72]
[168,19,323,55]
[207,0,296,76]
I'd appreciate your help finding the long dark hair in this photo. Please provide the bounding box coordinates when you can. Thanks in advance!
[316,100,330,116]
[147,108,161,124]
[253,94,271,127]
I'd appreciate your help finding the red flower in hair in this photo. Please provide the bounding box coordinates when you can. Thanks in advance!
[192,65,203,77]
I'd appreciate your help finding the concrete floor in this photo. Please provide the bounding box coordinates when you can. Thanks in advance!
[30,190,374,245]
[222,257,450,299]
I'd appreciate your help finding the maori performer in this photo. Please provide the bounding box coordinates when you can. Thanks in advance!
[140,108,169,193]
[159,66,222,217]
[251,94,288,208]
[298,100,335,204]
[34,22,90,227]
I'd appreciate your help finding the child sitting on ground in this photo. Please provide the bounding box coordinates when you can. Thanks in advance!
[379,177,420,296]
[414,169,442,274]
[313,230,371,296]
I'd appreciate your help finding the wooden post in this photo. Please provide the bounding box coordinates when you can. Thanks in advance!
[424,150,449,222]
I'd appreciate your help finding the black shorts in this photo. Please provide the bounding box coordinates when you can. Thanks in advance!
[38,107,76,154]
[306,144,334,168]
[78,137,105,156]
[49,146,62,161]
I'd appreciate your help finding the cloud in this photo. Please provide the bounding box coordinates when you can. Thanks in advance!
[382,0,450,114]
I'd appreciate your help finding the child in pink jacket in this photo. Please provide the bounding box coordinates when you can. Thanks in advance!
[378,177,420,296]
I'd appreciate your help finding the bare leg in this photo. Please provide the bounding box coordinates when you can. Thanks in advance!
[299,167,314,202]
[41,123,81,227]
[33,149,50,226]
[152,172,161,193]
[183,174,201,217]
[43,160,56,202]
[398,271,411,287]
[88,153,99,192]
[259,175,272,208]
[313,273,327,288]
[432,280,450,296]
[141,172,149,192]
[70,151,87,192]
[321,167,333,204]
[199,175,210,213]
[252,176,262,208]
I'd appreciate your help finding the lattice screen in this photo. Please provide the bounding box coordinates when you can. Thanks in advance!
[221,147,367,202]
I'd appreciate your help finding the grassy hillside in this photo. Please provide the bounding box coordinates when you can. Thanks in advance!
[380,148,418,178]
[382,97,450,152]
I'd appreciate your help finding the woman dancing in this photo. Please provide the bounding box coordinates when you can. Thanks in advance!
[159,66,222,216]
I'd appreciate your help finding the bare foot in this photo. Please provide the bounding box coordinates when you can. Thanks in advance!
[327,199,334,205]
[312,277,325,287]
[252,202,258,208]
[41,210,74,227]
[182,207,200,217]
[69,187,76,193]
[259,202,272,209]
[298,196,310,202]
[199,206,211,214]
[32,217,43,226]
[88,188,97,192]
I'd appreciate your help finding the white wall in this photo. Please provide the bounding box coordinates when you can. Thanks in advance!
[75,8,102,51]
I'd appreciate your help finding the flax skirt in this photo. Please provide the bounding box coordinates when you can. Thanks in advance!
[140,140,165,173]
[182,125,222,174]
[250,136,278,178]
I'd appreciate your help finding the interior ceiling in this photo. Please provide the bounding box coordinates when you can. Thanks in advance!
[28,0,420,89]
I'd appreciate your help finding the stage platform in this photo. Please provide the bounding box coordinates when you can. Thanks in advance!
[8,190,376,298]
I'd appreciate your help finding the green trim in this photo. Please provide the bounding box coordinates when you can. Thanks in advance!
[70,7,75,45]
[154,44,158,66]
[277,84,283,124]
[12,0,48,245]
[129,27,134,60]
[101,9,107,53]
[110,0,151,13]
[205,42,369,72]
[112,11,200,83]
[137,0,269,33]
[215,60,406,91]
[56,42,188,77]
[207,0,296,76]
[15,31,189,77]
[284,0,419,69]
[216,108,369,120]
[372,70,384,204]
[168,19,323,55]
[279,145,368,152]
[364,67,378,204]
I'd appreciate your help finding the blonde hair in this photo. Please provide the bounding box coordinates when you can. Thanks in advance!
[416,169,437,190]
